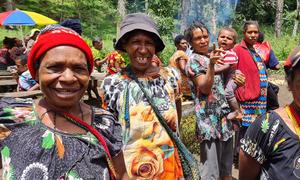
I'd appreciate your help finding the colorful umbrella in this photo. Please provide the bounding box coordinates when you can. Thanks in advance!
[0,9,57,26]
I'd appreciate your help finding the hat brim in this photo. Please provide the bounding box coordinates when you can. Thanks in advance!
[115,23,165,53]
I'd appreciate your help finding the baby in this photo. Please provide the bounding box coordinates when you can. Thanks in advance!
[215,27,242,121]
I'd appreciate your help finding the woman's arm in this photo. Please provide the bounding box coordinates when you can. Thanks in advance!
[239,149,262,180]
[112,152,130,180]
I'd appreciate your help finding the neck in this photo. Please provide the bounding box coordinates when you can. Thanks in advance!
[131,65,160,78]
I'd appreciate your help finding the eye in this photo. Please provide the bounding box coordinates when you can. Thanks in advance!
[47,64,62,72]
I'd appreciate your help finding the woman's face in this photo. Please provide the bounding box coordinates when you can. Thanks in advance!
[288,69,300,108]
[191,28,209,55]
[36,46,90,109]
[243,24,259,47]
[124,31,156,73]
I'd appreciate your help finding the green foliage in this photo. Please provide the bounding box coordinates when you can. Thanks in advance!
[180,115,200,155]
[159,36,176,66]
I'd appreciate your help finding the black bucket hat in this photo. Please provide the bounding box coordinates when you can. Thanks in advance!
[115,13,165,53]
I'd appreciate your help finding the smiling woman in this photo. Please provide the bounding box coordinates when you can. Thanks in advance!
[0,25,128,180]
[100,13,200,179]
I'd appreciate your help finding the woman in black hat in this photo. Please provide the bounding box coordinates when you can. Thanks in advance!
[100,13,199,179]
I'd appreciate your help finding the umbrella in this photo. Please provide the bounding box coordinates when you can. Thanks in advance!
[0,9,57,26]
[0,9,57,47]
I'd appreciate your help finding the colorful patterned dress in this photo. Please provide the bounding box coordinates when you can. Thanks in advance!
[240,49,268,126]
[106,50,126,75]
[0,98,122,180]
[169,50,192,98]
[185,53,232,141]
[100,67,184,179]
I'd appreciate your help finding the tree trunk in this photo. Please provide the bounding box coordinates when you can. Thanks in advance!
[180,0,190,33]
[6,0,13,11]
[275,0,284,37]
[292,0,300,37]
[145,0,148,14]
[117,0,126,38]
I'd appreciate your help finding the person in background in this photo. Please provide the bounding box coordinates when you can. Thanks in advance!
[239,45,300,180]
[105,48,126,76]
[12,54,39,91]
[169,34,191,100]
[254,32,280,70]
[26,28,40,52]
[92,37,107,72]
[0,37,17,69]
[100,13,199,179]
[60,18,82,35]
[0,25,128,179]
[184,21,245,180]
[233,20,269,168]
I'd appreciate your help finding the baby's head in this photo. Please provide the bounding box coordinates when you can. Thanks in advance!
[217,27,238,50]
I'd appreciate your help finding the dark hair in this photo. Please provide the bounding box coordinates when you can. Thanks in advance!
[184,21,209,44]
[113,38,117,49]
[285,62,300,83]
[3,36,16,49]
[218,27,238,44]
[119,29,161,53]
[92,37,102,46]
[16,54,28,65]
[257,32,264,43]
[174,34,185,46]
[243,20,260,32]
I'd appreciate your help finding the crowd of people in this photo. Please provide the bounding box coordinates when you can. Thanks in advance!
[0,12,299,180]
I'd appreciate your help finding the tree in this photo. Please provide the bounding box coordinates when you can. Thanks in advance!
[275,0,284,37]
[292,0,300,37]
[180,0,190,33]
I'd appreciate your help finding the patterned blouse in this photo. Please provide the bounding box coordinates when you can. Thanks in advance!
[185,53,232,141]
[241,110,300,180]
[0,98,122,180]
[100,67,184,179]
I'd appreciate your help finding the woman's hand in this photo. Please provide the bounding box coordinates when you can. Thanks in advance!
[233,72,246,87]
[209,44,224,66]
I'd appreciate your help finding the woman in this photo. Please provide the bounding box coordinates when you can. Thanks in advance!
[184,21,244,180]
[100,13,199,179]
[233,21,268,166]
[239,46,300,180]
[169,34,192,100]
[0,25,127,180]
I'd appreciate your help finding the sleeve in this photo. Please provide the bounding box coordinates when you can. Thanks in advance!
[241,112,281,164]
[267,49,279,69]
[18,74,31,90]
[167,67,182,100]
[93,109,123,157]
[185,54,206,78]
[99,75,121,117]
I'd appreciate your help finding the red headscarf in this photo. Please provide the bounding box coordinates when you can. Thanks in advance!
[28,26,94,79]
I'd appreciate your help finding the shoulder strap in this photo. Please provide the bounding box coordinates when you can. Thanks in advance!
[62,112,116,180]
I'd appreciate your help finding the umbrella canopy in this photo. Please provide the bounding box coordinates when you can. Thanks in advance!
[0,10,57,26]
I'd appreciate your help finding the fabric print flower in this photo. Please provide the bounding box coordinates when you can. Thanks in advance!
[20,162,48,180]
[55,135,65,159]
[1,146,14,180]
[261,119,270,133]
[0,124,11,140]
[79,132,97,145]
[65,170,83,180]
[124,139,164,179]
[3,107,32,123]
[95,117,111,130]
[41,130,55,149]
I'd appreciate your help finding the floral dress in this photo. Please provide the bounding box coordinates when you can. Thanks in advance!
[0,97,122,180]
[100,67,184,179]
[185,53,232,141]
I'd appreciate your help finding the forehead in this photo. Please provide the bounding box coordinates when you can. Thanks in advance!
[128,30,154,40]
[180,39,187,43]
[41,46,87,64]
[246,24,259,31]
[219,30,234,37]
[192,28,208,38]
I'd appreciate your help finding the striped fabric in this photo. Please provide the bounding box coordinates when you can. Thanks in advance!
[221,49,238,64]
[240,49,268,126]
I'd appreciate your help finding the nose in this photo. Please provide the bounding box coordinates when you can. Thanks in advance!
[138,44,148,55]
[59,68,76,83]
